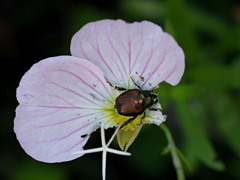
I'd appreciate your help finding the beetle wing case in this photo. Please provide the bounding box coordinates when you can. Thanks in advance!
[115,89,144,116]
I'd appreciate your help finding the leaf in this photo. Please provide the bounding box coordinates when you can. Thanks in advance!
[175,97,225,171]
[120,0,166,19]
[13,161,65,180]
[165,0,202,62]
[164,19,177,38]
[208,90,240,157]
[187,64,240,89]
[188,7,240,52]
[117,125,142,151]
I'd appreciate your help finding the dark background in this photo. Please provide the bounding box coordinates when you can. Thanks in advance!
[1,0,240,179]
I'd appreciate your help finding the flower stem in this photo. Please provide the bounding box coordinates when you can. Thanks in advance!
[160,124,185,180]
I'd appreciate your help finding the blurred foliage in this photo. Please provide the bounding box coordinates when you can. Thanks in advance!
[1,0,240,180]
[13,161,66,180]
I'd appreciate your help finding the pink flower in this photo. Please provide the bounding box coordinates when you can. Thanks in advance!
[14,19,184,177]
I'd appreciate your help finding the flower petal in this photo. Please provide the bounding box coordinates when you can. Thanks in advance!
[146,102,166,125]
[14,56,114,163]
[71,19,185,90]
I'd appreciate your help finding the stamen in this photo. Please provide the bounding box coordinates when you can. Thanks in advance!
[72,147,103,155]
[106,125,120,146]
[71,122,131,180]
[107,148,131,155]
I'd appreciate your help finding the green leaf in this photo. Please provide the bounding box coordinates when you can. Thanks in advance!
[164,19,177,37]
[187,64,240,89]
[121,0,165,19]
[165,0,202,62]
[171,84,202,100]
[175,98,225,171]
[208,91,240,157]
[13,161,66,180]
[176,148,192,172]
[188,7,240,53]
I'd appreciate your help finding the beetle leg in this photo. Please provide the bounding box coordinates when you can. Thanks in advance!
[114,86,127,91]
[120,116,137,129]
[130,75,142,90]
[107,81,126,91]
[149,108,161,112]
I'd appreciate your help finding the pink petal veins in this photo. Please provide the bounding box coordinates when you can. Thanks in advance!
[14,56,114,162]
[71,19,185,90]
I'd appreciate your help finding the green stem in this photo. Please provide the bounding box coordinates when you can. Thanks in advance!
[160,124,185,180]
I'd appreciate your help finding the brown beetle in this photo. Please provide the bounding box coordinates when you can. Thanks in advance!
[115,89,157,116]
[110,79,159,128]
